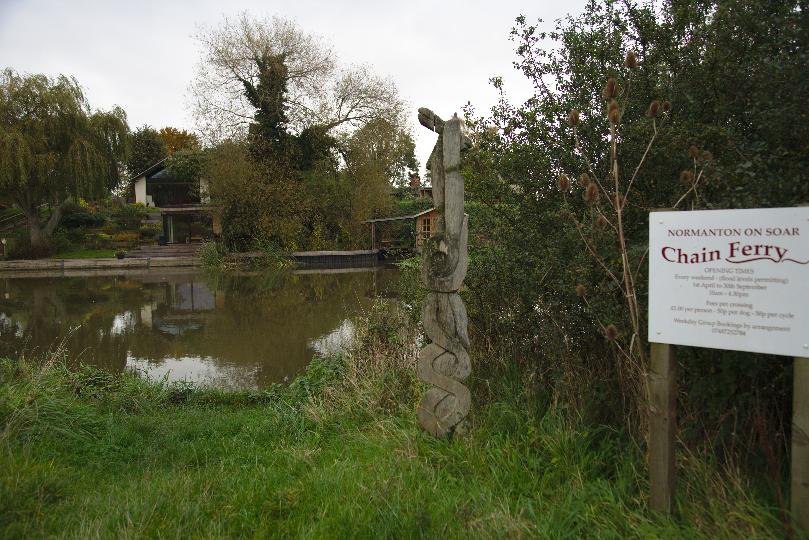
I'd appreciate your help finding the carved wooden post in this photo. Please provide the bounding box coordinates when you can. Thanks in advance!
[416,107,472,437]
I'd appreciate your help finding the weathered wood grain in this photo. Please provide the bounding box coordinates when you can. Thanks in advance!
[649,342,677,514]
[417,109,472,437]
[792,356,809,535]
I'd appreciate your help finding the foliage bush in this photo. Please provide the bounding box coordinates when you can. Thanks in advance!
[60,208,106,229]
[85,232,112,250]
[112,203,149,231]
[393,196,433,218]
[111,232,139,245]
[249,236,294,270]
[137,224,160,241]
[50,231,74,255]
[4,230,34,260]
[198,241,225,271]
[461,0,805,458]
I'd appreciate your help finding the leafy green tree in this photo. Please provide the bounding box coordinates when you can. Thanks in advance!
[202,141,309,251]
[0,69,128,255]
[166,149,203,182]
[333,117,419,244]
[127,126,167,177]
[195,15,417,251]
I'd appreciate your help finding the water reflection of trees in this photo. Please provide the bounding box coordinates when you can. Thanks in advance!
[0,268,399,387]
[0,276,153,372]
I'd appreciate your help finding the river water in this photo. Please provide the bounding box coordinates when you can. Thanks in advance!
[0,267,399,389]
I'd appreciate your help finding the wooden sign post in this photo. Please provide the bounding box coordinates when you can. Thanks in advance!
[793,356,809,534]
[648,207,809,532]
[649,342,676,514]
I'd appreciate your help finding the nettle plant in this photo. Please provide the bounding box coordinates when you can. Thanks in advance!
[557,51,713,414]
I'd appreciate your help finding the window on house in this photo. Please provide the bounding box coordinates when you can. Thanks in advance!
[421,217,431,240]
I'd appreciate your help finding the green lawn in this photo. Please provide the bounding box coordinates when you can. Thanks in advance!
[49,249,117,259]
[0,318,787,538]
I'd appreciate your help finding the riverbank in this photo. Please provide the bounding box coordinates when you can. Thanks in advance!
[0,256,200,274]
[0,309,783,539]
[0,248,384,275]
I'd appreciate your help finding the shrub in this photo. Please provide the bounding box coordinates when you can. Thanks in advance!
[112,204,149,230]
[111,232,139,245]
[198,241,225,270]
[60,228,86,245]
[138,224,161,240]
[60,205,106,229]
[50,231,74,254]
[249,237,293,270]
[86,232,112,249]
[5,231,34,259]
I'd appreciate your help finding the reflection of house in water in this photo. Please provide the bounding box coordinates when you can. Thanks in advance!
[139,278,221,337]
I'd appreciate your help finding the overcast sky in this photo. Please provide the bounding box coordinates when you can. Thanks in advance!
[0,0,586,173]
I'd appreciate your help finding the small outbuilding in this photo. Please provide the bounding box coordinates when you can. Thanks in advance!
[363,207,438,252]
[130,159,221,244]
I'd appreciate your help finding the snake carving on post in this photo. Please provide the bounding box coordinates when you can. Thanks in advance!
[416,107,472,437]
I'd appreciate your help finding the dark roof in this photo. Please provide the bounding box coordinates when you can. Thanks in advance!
[363,207,436,224]
[149,167,173,180]
[129,157,168,182]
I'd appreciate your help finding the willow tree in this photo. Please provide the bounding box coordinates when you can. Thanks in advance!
[0,69,128,255]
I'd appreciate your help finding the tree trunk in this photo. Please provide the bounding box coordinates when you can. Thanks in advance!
[13,195,69,257]
[43,203,65,238]
[22,205,49,257]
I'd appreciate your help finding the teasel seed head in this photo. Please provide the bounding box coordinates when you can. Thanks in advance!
[557,173,570,191]
[595,214,609,229]
[584,182,600,203]
[602,78,618,99]
[701,150,714,162]
[625,51,638,69]
[688,145,700,158]
[578,173,591,188]
[680,170,695,186]
[609,108,621,125]
[605,324,619,341]
[568,110,580,127]
[662,100,671,113]
[575,284,587,298]
[646,100,660,118]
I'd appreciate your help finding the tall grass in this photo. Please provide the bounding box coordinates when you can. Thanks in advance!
[198,240,226,271]
[0,304,787,538]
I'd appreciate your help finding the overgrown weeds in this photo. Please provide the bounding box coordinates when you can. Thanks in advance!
[0,307,787,538]
[198,238,295,274]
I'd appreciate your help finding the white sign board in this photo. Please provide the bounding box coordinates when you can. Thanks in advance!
[649,207,809,357]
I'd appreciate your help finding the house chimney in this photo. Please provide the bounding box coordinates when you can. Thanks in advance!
[409,173,421,188]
